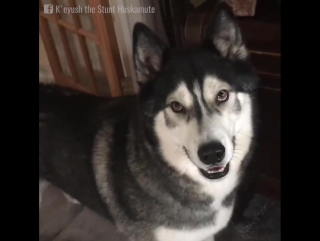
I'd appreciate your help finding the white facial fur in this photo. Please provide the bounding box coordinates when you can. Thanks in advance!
[154,75,253,195]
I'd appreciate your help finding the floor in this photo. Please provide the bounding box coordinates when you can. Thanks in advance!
[39,184,128,241]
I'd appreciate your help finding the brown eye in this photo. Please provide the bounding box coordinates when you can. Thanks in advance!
[170,101,184,113]
[216,90,229,103]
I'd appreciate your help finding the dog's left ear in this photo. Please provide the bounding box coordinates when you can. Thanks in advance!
[204,1,248,61]
[133,23,168,87]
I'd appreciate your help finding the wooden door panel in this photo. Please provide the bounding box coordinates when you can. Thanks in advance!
[39,0,124,97]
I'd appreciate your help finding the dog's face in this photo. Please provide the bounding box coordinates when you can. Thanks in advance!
[133,3,258,181]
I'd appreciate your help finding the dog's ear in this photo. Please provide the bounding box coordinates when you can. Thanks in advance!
[133,23,168,87]
[204,1,248,61]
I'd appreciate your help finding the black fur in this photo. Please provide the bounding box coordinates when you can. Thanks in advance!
[39,84,135,222]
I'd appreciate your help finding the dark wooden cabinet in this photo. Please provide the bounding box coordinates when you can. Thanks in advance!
[238,3,281,200]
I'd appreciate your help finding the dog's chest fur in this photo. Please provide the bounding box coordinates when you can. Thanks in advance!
[155,205,233,241]
[151,167,238,241]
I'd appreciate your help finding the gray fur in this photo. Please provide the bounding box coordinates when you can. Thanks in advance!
[234,97,241,113]
[222,190,236,207]
[164,109,176,128]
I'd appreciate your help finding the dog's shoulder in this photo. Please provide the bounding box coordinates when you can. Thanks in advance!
[39,84,136,120]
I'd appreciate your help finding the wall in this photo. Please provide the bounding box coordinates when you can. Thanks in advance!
[39,34,55,84]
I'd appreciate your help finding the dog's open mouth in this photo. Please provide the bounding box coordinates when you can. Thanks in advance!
[199,163,230,180]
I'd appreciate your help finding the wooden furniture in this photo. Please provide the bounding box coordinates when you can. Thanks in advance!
[183,0,281,203]
[39,0,124,97]
[158,0,194,47]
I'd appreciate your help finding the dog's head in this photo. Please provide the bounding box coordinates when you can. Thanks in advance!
[133,2,259,181]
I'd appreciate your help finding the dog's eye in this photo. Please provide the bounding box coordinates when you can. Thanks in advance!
[216,90,229,103]
[170,101,184,113]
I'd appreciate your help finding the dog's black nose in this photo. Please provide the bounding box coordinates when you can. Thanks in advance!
[198,141,225,165]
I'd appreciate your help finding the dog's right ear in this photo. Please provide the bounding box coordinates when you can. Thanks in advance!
[133,23,168,87]
[204,1,248,61]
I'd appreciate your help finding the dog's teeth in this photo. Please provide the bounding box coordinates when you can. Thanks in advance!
[207,167,225,174]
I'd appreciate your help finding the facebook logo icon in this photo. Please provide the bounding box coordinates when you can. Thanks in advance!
[43,4,54,14]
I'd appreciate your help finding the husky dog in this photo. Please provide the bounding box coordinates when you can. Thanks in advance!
[39,2,259,241]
